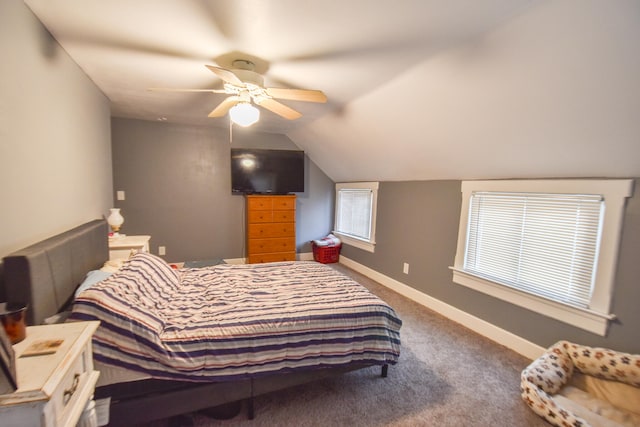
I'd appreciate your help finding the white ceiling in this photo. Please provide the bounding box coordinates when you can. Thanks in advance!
[24,0,640,182]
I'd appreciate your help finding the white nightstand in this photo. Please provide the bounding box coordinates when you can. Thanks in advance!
[0,321,100,427]
[108,235,151,260]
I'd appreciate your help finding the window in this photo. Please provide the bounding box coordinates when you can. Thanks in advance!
[334,182,379,252]
[451,179,633,336]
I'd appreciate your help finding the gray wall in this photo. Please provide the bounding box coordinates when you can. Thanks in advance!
[293,1,640,183]
[0,1,112,259]
[342,179,640,354]
[111,118,334,262]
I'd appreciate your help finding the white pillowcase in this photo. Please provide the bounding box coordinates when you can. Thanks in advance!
[75,270,112,297]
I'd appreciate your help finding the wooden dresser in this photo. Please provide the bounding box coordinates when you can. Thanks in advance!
[246,195,296,264]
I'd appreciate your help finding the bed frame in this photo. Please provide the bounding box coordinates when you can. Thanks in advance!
[1,219,388,425]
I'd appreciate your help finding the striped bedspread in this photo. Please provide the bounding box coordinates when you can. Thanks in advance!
[70,253,401,381]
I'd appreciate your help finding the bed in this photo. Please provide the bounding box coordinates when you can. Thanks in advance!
[1,219,401,425]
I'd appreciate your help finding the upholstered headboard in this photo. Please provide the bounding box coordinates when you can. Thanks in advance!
[2,219,109,325]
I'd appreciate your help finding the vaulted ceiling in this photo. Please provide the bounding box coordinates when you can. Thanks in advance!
[24,0,640,182]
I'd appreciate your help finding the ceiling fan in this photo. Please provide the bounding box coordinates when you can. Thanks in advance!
[150,55,327,126]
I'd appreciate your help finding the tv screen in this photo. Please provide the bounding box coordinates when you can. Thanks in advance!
[231,148,305,194]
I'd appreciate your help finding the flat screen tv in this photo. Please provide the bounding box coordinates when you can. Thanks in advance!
[231,148,305,194]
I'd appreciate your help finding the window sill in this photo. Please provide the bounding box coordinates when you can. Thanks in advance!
[450,267,614,336]
[333,232,375,253]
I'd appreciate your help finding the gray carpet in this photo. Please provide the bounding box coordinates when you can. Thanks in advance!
[141,263,547,427]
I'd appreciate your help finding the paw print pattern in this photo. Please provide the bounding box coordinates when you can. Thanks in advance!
[521,340,640,427]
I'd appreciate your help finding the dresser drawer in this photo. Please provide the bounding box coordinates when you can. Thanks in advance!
[247,197,273,211]
[273,210,295,222]
[247,195,296,211]
[248,237,295,254]
[272,197,296,210]
[248,252,296,264]
[248,210,273,223]
[248,223,295,238]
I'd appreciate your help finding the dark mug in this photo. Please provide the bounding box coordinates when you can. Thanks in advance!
[0,302,28,344]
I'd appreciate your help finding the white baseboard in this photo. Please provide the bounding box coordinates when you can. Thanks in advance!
[225,253,314,264]
[298,251,314,261]
[339,256,545,360]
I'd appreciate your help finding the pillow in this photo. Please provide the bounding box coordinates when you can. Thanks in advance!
[571,372,640,417]
[553,390,631,427]
[125,252,180,288]
[100,258,127,273]
[75,270,112,297]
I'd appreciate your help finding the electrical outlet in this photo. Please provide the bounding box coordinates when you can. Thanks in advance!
[116,190,126,201]
[158,246,166,256]
[403,262,409,274]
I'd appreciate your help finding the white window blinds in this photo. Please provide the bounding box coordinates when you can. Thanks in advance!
[336,188,373,241]
[464,191,603,309]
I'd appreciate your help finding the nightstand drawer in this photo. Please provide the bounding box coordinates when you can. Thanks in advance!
[52,345,96,427]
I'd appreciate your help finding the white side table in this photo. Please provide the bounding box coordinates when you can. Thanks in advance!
[108,235,151,260]
[0,321,100,427]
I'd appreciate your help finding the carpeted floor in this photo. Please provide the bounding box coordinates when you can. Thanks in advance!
[138,263,547,427]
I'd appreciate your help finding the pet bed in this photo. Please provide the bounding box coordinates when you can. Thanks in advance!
[521,340,640,427]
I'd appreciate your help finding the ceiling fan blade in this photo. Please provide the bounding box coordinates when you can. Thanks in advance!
[205,65,244,86]
[265,88,327,103]
[208,96,241,118]
[257,98,302,120]
[148,87,227,93]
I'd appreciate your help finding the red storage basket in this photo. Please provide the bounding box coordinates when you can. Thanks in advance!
[312,242,341,264]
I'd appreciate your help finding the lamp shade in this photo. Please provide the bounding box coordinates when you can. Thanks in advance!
[229,102,260,127]
[107,208,124,233]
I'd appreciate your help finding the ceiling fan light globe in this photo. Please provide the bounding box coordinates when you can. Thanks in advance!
[230,103,260,127]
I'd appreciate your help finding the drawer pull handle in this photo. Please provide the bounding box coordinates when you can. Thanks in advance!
[63,373,80,405]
